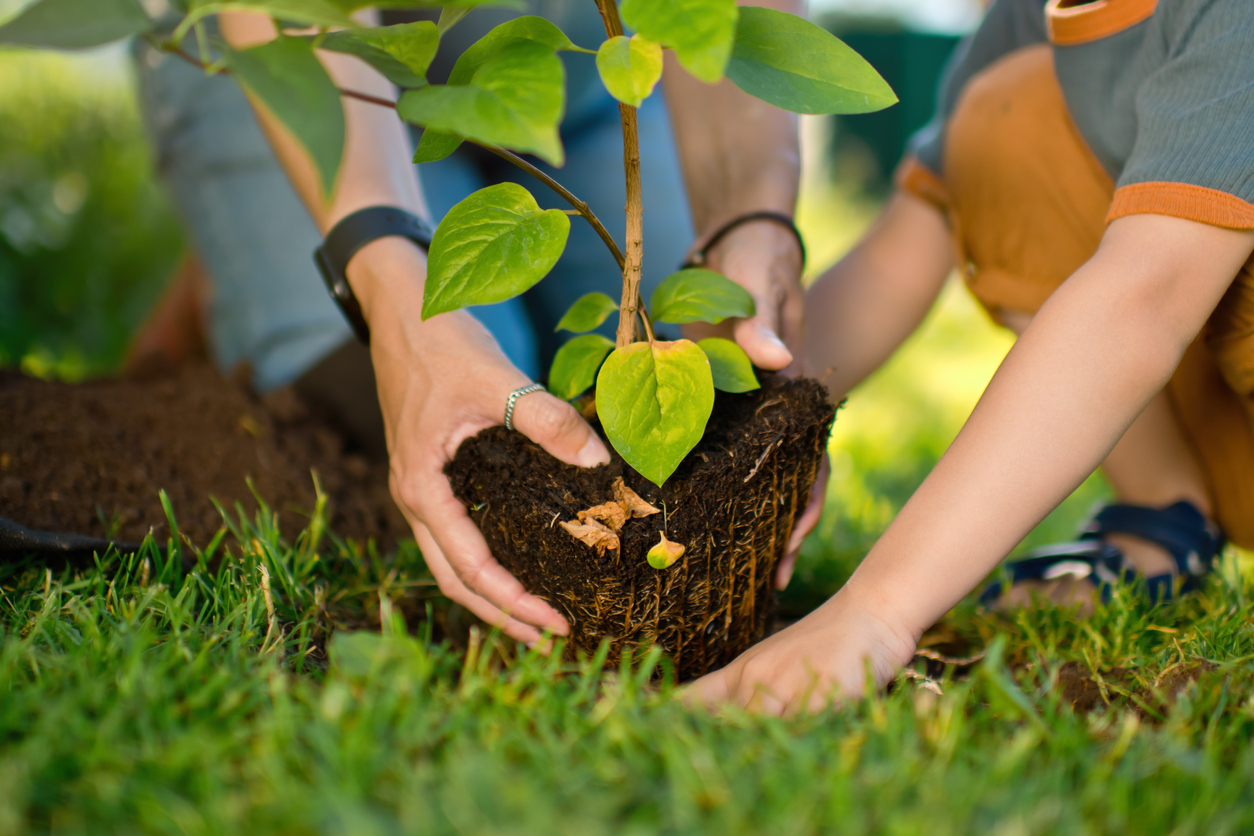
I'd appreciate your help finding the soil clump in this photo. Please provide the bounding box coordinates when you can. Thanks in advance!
[0,364,406,548]
[447,374,835,682]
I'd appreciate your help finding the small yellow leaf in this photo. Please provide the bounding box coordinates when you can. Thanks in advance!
[613,477,661,518]
[647,532,685,570]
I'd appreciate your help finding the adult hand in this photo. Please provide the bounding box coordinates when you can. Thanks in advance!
[683,221,827,589]
[683,219,805,372]
[353,239,611,644]
[686,587,916,715]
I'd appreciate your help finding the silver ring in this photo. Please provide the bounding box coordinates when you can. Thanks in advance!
[504,383,546,431]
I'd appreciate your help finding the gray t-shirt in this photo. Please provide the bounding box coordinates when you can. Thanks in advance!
[911,0,1254,225]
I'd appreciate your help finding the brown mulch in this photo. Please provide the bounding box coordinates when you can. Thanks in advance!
[0,364,407,548]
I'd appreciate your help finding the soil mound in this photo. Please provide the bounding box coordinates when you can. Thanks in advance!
[448,374,835,681]
[0,365,406,548]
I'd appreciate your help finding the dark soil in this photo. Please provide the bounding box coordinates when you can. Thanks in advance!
[447,374,836,681]
[0,364,407,548]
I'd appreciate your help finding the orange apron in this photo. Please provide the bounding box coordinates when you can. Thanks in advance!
[897,44,1254,547]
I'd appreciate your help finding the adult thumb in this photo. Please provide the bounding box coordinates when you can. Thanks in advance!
[509,390,611,469]
[733,312,793,371]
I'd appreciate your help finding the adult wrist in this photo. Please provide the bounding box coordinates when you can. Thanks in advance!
[344,236,429,332]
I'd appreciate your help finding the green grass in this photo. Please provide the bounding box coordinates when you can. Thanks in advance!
[3,496,1254,834]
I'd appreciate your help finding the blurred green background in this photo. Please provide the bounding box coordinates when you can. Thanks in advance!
[0,22,1108,610]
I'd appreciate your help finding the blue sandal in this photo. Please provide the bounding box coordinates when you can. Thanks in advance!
[979,501,1224,606]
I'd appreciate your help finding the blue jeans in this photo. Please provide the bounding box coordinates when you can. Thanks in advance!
[133,39,693,389]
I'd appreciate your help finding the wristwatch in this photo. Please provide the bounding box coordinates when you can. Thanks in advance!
[314,206,435,345]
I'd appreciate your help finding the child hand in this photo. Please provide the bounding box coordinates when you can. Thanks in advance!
[686,589,917,715]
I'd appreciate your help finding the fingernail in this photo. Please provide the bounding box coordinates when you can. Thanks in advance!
[577,436,611,468]
[758,325,788,352]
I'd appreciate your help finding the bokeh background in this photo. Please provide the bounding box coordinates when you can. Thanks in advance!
[0,0,1110,614]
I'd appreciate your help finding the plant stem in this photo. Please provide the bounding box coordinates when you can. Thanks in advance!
[158,39,627,271]
[466,141,625,271]
[594,0,645,347]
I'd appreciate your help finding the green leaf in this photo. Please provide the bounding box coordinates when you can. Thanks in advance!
[698,338,759,393]
[413,130,464,164]
[398,39,566,166]
[447,15,592,79]
[726,7,897,115]
[596,339,714,486]
[423,183,570,319]
[0,0,150,49]
[620,0,737,84]
[330,0,523,11]
[555,292,619,333]
[437,6,472,34]
[596,35,663,108]
[179,0,357,36]
[229,36,345,199]
[549,334,614,401]
[650,269,755,325]
[318,21,439,89]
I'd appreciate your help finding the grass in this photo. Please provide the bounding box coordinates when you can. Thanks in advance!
[3,497,1254,834]
[5,56,1254,836]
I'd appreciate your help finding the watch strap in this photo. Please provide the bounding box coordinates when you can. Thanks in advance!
[314,206,434,345]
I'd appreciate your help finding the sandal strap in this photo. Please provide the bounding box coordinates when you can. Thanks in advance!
[977,541,1122,606]
[1081,501,1224,578]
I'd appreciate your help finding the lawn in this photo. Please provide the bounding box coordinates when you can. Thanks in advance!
[4,48,1254,835]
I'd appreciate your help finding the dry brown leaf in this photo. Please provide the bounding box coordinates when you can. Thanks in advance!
[612,477,660,518]
[577,502,629,532]
[560,518,620,555]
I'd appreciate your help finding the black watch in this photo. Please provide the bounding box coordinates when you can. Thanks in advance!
[314,206,435,345]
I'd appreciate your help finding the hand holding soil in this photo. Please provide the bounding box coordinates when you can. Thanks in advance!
[357,239,610,644]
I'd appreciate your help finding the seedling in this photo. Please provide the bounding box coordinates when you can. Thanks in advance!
[1,0,896,486]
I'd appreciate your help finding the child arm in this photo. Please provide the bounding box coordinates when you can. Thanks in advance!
[693,213,1254,714]
[804,190,955,401]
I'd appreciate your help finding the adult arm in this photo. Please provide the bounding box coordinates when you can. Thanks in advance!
[219,12,610,644]
[693,213,1254,714]
[661,0,806,371]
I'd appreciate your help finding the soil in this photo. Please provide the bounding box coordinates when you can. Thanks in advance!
[446,374,836,682]
[0,364,407,549]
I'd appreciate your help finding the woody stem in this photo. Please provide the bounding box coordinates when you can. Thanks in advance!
[594,0,645,347]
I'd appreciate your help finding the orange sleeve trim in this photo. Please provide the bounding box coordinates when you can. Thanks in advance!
[1045,0,1158,46]
[893,156,950,213]
[1106,182,1254,230]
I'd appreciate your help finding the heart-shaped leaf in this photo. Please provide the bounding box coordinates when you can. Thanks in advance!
[549,334,614,401]
[318,21,439,89]
[698,338,759,393]
[398,39,565,165]
[596,35,663,108]
[555,292,619,333]
[650,269,755,325]
[413,130,464,164]
[596,339,714,486]
[646,532,686,569]
[423,182,570,319]
[0,0,151,49]
[229,36,345,199]
[726,7,897,115]
[619,0,737,83]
